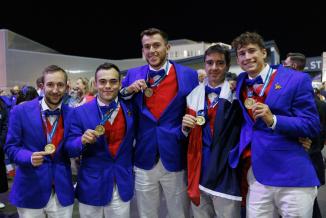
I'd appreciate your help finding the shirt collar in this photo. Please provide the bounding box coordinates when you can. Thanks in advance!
[41,97,62,111]
[207,82,223,89]
[248,64,270,82]
[97,96,118,107]
[149,60,171,75]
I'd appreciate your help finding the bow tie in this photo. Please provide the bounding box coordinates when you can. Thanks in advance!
[100,101,117,114]
[245,75,263,86]
[205,86,221,95]
[44,108,60,117]
[149,69,165,78]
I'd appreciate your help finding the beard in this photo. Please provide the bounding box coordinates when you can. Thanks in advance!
[45,95,62,107]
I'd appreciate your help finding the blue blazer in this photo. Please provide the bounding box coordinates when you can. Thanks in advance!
[65,98,135,206]
[4,98,74,209]
[229,65,320,187]
[122,61,198,171]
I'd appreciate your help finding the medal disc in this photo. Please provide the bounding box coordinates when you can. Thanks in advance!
[244,98,256,109]
[195,116,206,126]
[144,88,153,97]
[95,125,105,136]
[44,144,56,153]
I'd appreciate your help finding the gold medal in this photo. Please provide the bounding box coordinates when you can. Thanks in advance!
[44,144,56,154]
[244,98,256,109]
[95,125,105,136]
[195,116,205,126]
[144,88,153,97]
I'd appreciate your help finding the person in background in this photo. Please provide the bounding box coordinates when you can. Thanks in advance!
[182,44,242,218]
[66,63,135,218]
[120,27,198,218]
[197,69,207,84]
[9,85,20,107]
[88,76,97,96]
[284,52,325,218]
[226,72,238,91]
[320,81,326,99]
[36,76,44,97]
[16,85,39,105]
[229,32,320,218]
[283,52,306,71]
[4,65,74,218]
[71,77,94,107]
[0,98,9,209]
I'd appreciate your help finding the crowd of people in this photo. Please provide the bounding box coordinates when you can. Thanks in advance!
[0,28,325,218]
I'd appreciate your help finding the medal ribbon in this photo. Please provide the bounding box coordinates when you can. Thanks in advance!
[246,67,273,98]
[97,101,118,125]
[146,61,170,88]
[41,110,60,144]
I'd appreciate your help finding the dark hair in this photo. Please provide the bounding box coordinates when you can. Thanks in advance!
[232,32,265,52]
[140,28,168,44]
[16,86,39,105]
[95,63,121,81]
[204,44,231,67]
[42,65,67,83]
[286,52,306,71]
[226,72,238,81]
[36,76,43,87]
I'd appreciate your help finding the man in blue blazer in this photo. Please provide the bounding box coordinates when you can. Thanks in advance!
[229,32,320,218]
[5,65,74,218]
[120,28,198,218]
[66,63,134,218]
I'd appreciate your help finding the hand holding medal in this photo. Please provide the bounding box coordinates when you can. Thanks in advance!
[81,129,99,145]
[251,102,274,126]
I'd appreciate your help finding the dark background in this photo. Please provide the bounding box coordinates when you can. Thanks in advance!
[0,2,324,60]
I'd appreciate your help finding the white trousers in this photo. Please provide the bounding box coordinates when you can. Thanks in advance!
[191,190,241,218]
[17,192,73,218]
[79,184,130,218]
[247,167,317,218]
[134,159,190,218]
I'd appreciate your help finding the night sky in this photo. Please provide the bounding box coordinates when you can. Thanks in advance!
[0,2,325,60]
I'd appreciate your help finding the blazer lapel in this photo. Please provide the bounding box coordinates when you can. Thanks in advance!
[159,62,182,118]
[24,99,46,148]
[114,101,132,157]
[236,74,254,125]
[86,99,106,146]
[265,65,292,107]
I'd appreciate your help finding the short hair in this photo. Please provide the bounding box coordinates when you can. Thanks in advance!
[16,86,39,105]
[204,44,231,67]
[140,28,168,44]
[232,32,265,52]
[95,62,121,81]
[42,65,67,83]
[36,76,43,87]
[286,52,306,71]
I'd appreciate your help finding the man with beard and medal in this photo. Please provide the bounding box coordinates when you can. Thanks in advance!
[229,32,320,218]
[182,44,242,218]
[66,63,135,218]
[4,65,74,218]
[120,28,198,218]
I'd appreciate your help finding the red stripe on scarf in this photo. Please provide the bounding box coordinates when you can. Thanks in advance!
[187,108,202,206]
